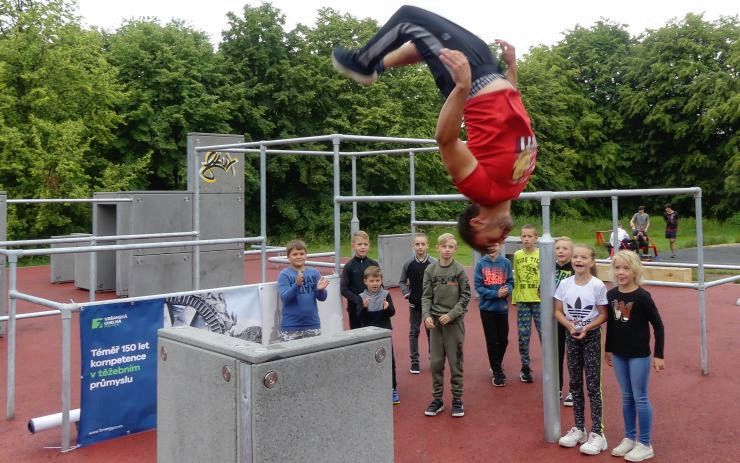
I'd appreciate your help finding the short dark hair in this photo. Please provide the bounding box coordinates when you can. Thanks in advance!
[638,206,645,211]
[664,203,672,209]
[364,265,382,279]
[457,203,483,252]
[285,239,306,254]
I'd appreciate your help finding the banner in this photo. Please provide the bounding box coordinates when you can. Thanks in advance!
[78,299,163,446]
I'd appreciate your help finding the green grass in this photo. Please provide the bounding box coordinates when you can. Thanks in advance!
[307,216,739,266]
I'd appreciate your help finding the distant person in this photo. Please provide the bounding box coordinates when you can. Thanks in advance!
[554,237,574,407]
[512,224,540,383]
[341,230,379,330]
[474,242,513,387]
[629,206,650,256]
[399,232,437,374]
[360,266,400,405]
[277,240,329,341]
[422,233,471,418]
[555,244,609,455]
[608,224,631,254]
[663,204,678,258]
[606,251,665,462]
[331,6,537,253]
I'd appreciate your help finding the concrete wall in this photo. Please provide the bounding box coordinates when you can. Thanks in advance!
[158,326,393,463]
[378,233,413,288]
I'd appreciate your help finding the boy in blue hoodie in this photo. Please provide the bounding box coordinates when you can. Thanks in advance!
[474,242,514,386]
[278,240,329,341]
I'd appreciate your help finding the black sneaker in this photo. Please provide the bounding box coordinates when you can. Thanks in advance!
[492,372,506,387]
[520,367,533,383]
[331,47,378,85]
[424,399,444,416]
[409,363,421,374]
[451,398,465,417]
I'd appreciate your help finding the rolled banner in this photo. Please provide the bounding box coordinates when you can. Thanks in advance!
[28,409,80,433]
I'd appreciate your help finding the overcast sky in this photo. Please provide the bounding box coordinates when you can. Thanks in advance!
[77,0,737,53]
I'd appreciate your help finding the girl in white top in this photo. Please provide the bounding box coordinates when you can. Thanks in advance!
[554,244,609,456]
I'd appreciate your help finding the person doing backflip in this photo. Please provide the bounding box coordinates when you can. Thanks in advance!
[332,6,537,253]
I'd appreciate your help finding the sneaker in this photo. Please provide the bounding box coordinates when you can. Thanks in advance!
[492,371,506,387]
[563,392,574,407]
[558,427,587,448]
[624,442,654,462]
[451,398,464,417]
[409,363,421,374]
[612,438,636,457]
[424,399,444,416]
[579,432,608,455]
[331,47,378,85]
[392,388,400,405]
[520,367,533,383]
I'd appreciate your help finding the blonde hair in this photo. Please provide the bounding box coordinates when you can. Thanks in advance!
[412,232,428,243]
[573,243,598,276]
[364,265,383,279]
[555,236,574,247]
[285,239,306,255]
[437,233,457,246]
[521,224,538,234]
[352,230,370,243]
[611,250,644,285]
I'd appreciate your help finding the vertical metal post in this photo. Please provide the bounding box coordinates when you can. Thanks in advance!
[350,155,359,235]
[610,194,620,252]
[88,235,97,303]
[409,151,416,236]
[539,194,560,442]
[260,144,267,283]
[60,305,72,452]
[193,144,201,290]
[5,253,17,419]
[333,138,342,275]
[694,190,708,375]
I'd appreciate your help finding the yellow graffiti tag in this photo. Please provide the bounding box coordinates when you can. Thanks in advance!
[200,152,238,183]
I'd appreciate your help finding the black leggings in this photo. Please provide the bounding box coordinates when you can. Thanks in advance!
[479,310,509,374]
[353,5,501,97]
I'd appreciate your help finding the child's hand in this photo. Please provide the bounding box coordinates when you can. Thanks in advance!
[653,358,665,372]
[572,326,587,340]
[424,317,435,329]
[296,271,304,286]
[605,352,613,367]
[362,298,370,309]
[497,286,509,298]
[439,314,451,325]
[439,48,471,89]
[383,300,389,310]
[317,277,329,290]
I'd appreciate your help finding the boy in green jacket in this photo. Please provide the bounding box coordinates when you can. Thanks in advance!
[422,233,471,418]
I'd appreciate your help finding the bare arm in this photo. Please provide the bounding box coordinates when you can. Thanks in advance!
[495,39,517,88]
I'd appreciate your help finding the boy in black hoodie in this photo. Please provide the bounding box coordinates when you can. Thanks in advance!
[341,230,379,329]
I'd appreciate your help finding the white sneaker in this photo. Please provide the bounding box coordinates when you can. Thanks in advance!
[611,438,636,456]
[558,427,587,448]
[579,432,607,455]
[625,442,654,462]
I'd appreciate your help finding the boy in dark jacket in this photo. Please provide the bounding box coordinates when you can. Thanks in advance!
[341,230,379,329]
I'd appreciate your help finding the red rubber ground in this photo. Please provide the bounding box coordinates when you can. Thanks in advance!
[1,257,738,462]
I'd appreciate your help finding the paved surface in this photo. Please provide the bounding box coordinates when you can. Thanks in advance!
[669,243,740,265]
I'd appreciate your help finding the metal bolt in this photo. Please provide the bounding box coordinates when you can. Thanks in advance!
[160,346,168,361]
[263,371,278,388]
[375,347,386,363]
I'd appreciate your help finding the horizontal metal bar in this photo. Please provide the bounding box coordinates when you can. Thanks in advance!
[640,262,740,271]
[338,134,437,145]
[196,135,337,151]
[544,187,701,200]
[413,220,457,226]
[350,147,440,156]
[9,290,67,310]
[0,231,198,247]
[337,194,466,203]
[0,309,61,322]
[704,275,740,288]
[4,237,264,257]
[225,149,336,156]
[6,198,133,204]
[641,280,698,288]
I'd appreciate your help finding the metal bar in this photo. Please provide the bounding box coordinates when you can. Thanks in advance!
[704,275,740,288]
[333,137,342,275]
[60,306,72,452]
[260,144,267,283]
[352,147,440,156]
[89,215,96,303]
[695,191,708,375]
[82,282,265,308]
[337,134,437,145]
[195,134,337,151]
[193,143,201,291]
[9,291,67,310]
[9,237,263,257]
[640,280,698,288]
[637,262,739,270]
[409,151,416,236]
[610,196,620,251]
[539,194,560,443]
[0,231,199,247]
[7,198,132,204]
[0,310,60,322]
[6,255,17,419]
[412,221,457,226]
[350,156,359,235]
[338,194,467,203]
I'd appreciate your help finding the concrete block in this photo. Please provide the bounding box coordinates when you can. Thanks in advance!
[187,133,245,194]
[596,263,692,283]
[74,202,116,291]
[198,249,244,290]
[158,326,393,463]
[128,252,193,297]
[198,193,244,252]
[378,233,413,288]
[50,233,90,283]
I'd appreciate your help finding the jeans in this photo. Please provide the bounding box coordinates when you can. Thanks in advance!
[612,354,653,445]
[408,302,430,366]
